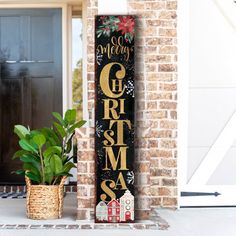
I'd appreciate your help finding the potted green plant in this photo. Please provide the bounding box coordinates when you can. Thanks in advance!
[12,109,86,219]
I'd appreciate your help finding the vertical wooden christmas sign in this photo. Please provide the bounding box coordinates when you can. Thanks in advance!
[95,16,135,223]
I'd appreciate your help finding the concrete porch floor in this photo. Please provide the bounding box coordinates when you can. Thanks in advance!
[0,194,236,235]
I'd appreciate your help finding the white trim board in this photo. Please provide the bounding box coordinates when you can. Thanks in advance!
[177,0,190,208]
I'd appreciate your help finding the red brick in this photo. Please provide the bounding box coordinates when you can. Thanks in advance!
[146,64,157,72]
[159,28,177,37]
[160,140,177,149]
[159,11,177,20]
[77,186,88,197]
[145,2,165,10]
[77,210,89,220]
[151,168,172,177]
[77,162,88,173]
[158,187,172,196]
[147,83,157,91]
[77,174,94,185]
[137,162,150,172]
[147,92,173,100]
[150,197,162,206]
[170,110,177,119]
[159,64,177,72]
[146,20,161,27]
[129,2,145,10]
[146,55,171,63]
[159,38,176,45]
[161,159,177,168]
[90,187,95,197]
[167,1,177,10]
[160,120,177,129]
[135,186,151,196]
[89,162,95,173]
[159,83,177,91]
[145,38,160,46]
[159,46,177,54]
[146,111,167,119]
[156,150,173,158]
[162,178,177,186]
[147,139,159,148]
[77,140,88,149]
[147,73,172,81]
[77,198,94,208]
[163,197,177,206]
[78,151,95,161]
[160,101,177,109]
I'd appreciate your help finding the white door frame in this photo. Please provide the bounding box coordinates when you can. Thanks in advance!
[0,3,70,114]
[177,0,190,208]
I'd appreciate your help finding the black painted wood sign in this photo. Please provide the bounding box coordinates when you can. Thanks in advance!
[95,15,135,223]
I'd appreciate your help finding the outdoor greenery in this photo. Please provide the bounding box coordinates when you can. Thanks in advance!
[12,109,86,185]
[72,59,83,121]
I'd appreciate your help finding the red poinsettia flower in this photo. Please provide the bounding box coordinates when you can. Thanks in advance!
[117,16,134,35]
[100,16,107,24]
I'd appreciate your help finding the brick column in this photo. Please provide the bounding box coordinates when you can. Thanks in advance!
[128,0,178,209]
[76,128,95,220]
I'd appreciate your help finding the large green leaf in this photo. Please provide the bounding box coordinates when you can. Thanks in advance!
[68,120,86,133]
[30,130,41,137]
[44,155,50,167]
[25,171,41,183]
[14,169,25,176]
[50,155,63,175]
[43,146,62,159]
[23,163,41,178]
[41,127,61,146]
[55,172,73,177]
[63,162,76,174]
[53,122,66,138]
[20,155,40,170]
[19,139,38,153]
[14,125,30,139]
[33,134,46,148]
[12,150,30,160]
[65,135,74,154]
[52,112,65,126]
[44,165,53,185]
[65,109,76,125]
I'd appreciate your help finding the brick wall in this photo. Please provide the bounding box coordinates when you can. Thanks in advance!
[76,0,178,221]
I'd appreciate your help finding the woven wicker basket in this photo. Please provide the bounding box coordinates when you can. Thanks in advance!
[25,176,67,220]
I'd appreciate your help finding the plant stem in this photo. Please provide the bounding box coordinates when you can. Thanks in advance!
[39,148,45,184]
[52,176,58,185]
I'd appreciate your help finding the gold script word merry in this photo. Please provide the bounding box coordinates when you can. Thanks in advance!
[96,36,133,62]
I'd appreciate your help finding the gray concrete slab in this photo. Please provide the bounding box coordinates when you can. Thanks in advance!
[1,194,236,235]
[157,207,236,236]
[0,193,77,225]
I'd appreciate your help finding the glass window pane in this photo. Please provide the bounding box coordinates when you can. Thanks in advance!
[72,17,83,121]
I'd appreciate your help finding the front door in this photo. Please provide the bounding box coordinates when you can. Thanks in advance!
[0,9,62,183]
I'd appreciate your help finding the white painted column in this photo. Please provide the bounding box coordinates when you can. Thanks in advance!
[98,0,128,15]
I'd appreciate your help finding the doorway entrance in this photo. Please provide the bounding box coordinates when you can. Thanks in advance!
[0,8,62,183]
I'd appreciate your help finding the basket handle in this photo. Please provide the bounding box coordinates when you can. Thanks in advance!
[58,176,67,218]
[25,176,31,188]
[25,176,31,218]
